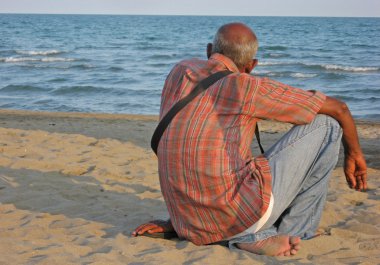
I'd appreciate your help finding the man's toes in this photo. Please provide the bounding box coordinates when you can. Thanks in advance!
[283,250,291,256]
[293,244,301,251]
[289,236,301,245]
[290,248,298,255]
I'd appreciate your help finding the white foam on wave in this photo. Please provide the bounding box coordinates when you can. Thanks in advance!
[290,73,318,78]
[259,61,292,66]
[41,57,75,62]
[322,64,379,72]
[268,53,289,58]
[15,50,62,56]
[259,61,379,73]
[1,57,39,62]
[1,57,75,63]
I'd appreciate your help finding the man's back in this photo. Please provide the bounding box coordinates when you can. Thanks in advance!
[158,53,273,245]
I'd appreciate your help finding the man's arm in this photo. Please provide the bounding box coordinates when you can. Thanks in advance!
[318,96,367,191]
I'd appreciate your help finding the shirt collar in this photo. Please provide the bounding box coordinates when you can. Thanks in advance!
[209,53,240,73]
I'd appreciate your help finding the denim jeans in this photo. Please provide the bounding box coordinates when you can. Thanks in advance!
[229,114,343,246]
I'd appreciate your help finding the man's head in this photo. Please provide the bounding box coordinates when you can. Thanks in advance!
[207,23,258,73]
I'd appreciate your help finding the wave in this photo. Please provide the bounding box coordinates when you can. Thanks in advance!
[134,44,167,51]
[32,99,54,104]
[303,63,379,72]
[68,63,94,69]
[113,78,140,85]
[15,50,63,56]
[13,63,93,70]
[47,85,161,101]
[0,57,76,63]
[48,78,67,82]
[258,61,293,66]
[262,45,288,51]
[290,73,318,78]
[1,57,38,62]
[351,43,379,49]
[50,86,110,95]
[256,70,317,79]
[42,57,75,62]
[148,54,175,60]
[320,64,379,72]
[330,95,380,102]
[116,102,160,111]
[354,113,380,121]
[108,66,124,72]
[321,72,347,81]
[146,62,172,67]
[258,60,379,73]
[267,53,290,58]
[0,85,47,93]
[325,88,380,95]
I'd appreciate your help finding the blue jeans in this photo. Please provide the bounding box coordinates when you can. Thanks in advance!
[229,114,342,246]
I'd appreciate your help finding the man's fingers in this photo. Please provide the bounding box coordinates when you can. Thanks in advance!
[357,178,363,190]
[132,223,159,236]
[146,227,164,234]
[132,221,169,237]
[363,173,368,190]
[356,173,368,191]
[132,219,173,238]
[357,171,368,191]
[132,225,146,235]
[137,224,159,234]
[136,223,154,232]
[354,170,367,176]
[345,172,356,189]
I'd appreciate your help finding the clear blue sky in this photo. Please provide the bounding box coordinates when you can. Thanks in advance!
[0,0,379,17]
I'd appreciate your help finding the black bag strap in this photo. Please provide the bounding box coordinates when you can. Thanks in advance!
[151,70,232,155]
[151,70,265,155]
[255,123,265,154]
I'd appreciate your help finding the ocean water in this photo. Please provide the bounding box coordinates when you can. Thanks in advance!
[1,14,379,120]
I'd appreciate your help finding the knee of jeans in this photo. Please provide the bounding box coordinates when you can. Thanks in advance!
[326,115,342,134]
[314,114,340,129]
[315,114,342,140]
[313,114,342,138]
[312,114,327,123]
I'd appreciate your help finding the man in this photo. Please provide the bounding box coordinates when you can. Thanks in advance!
[132,23,367,256]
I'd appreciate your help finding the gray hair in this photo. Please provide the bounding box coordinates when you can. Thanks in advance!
[212,27,258,68]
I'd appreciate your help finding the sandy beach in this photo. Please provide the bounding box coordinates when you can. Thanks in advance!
[0,109,379,265]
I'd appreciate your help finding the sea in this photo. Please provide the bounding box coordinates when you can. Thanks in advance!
[1,14,380,120]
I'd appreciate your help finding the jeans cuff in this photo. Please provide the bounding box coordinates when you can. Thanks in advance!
[228,227,278,249]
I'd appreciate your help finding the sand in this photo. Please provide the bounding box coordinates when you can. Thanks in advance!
[0,109,379,265]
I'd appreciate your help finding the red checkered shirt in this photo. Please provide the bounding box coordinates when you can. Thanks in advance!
[158,53,326,245]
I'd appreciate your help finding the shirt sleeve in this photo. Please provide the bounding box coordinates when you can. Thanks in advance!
[159,63,187,118]
[254,78,326,124]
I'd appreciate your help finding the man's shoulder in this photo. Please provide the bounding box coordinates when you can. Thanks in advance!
[228,73,262,85]
[174,57,207,69]
[168,58,209,81]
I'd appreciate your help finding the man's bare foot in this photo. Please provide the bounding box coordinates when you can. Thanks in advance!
[236,235,301,256]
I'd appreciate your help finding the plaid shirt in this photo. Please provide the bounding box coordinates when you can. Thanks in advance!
[158,53,326,245]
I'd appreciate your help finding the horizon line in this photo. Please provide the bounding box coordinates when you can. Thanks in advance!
[1,12,379,18]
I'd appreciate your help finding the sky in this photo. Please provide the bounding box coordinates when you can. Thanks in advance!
[0,0,379,17]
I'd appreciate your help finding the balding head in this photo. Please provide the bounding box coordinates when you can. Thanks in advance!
[211,23,258,69]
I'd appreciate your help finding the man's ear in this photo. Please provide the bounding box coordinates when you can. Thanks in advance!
[245,59,258,73]
[207,43,212,59]
[252,59,258,69]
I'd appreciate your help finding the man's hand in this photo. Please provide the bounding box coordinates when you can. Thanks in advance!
[344,152,368,191]
[132,219,174,237]
[319,96,368,192]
